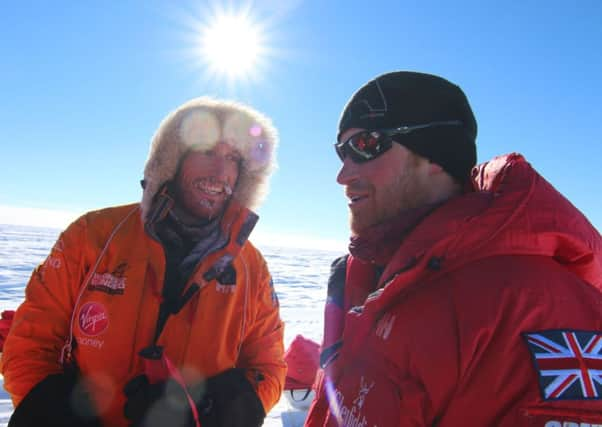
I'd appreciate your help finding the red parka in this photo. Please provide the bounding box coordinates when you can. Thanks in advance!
[306,154,602,426]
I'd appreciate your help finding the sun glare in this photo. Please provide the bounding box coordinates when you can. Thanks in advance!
[201,12,263,79]
[171,2,291,88]
[194,7,268,83]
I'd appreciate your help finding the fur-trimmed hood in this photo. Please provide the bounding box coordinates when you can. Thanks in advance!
[141,97,278,222]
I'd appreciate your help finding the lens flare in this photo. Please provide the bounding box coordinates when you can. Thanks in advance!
[324,376,343,425]
[249,124,263,137]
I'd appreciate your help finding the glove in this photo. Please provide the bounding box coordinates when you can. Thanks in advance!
[8,371,101,427]
[123,375,191,427]
[194,368,265,427]
[124,369,265,427]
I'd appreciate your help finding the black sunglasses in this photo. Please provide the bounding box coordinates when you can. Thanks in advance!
[335,120,463,163]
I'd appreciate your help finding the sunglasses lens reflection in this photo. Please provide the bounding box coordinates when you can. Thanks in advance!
[336,131,389,163]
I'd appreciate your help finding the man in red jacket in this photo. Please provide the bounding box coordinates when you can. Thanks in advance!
[305,71,602,426]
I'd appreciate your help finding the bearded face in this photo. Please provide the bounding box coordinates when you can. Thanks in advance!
[173,142,241,222]
[337,128,432,235]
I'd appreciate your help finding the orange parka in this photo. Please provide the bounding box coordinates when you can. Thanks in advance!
[1,202,286,426]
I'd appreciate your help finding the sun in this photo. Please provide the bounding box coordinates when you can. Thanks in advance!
[196,8,268,82]
[171,2,283,87]
[200,12,263,79]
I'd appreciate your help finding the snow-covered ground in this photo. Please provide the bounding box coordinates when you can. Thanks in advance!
[0,224,343,426]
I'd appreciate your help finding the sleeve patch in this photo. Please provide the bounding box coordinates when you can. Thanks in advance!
[523,329,602,401]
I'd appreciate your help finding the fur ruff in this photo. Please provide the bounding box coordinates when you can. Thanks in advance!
[141,97,278,222]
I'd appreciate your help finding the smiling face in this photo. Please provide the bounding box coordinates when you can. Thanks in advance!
[174,142,241,223]
[337,127,433,235]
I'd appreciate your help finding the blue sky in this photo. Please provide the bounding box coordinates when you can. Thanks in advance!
[1,1,601,249]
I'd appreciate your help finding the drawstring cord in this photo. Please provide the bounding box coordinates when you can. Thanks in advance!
[139,346,202,427]
[59,206,139,365]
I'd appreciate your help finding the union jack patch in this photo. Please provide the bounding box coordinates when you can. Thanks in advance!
[523,330,602,400]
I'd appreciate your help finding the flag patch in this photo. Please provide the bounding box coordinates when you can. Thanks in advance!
[523,330,602,400]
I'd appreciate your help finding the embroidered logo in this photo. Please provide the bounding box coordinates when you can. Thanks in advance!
[78,302,109,336]
[216,283,237,293]
[340,77,389,130]
[352,376,375,410]
[38,255,62,280]
[523,330,602,400]
[330,376,374,427]
[78,337,104,349]
[375,313,396,340]
[44,256,61,270]
[88,262,127,295]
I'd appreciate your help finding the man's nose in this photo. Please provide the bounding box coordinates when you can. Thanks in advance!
[336,157,359,185]
[209,155,227,173]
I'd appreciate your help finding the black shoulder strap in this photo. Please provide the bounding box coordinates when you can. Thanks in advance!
[326,254,349,308]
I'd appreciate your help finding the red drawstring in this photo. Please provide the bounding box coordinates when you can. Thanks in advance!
[162,354,201,427]
[143,353,202,427]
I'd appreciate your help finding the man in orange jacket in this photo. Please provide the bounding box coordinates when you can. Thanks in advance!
[2,98,286,427]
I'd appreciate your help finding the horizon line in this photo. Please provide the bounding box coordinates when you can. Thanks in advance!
[0,204,347,253]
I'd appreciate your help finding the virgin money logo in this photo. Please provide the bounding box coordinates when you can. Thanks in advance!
[78,302,109,336]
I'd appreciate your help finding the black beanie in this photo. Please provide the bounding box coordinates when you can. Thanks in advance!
[338,71,477,184]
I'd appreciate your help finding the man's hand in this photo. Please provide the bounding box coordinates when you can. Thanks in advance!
[193,369,265,427]
[124,375,192,427]
[8,372,101,427]
[123,369,265,427]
